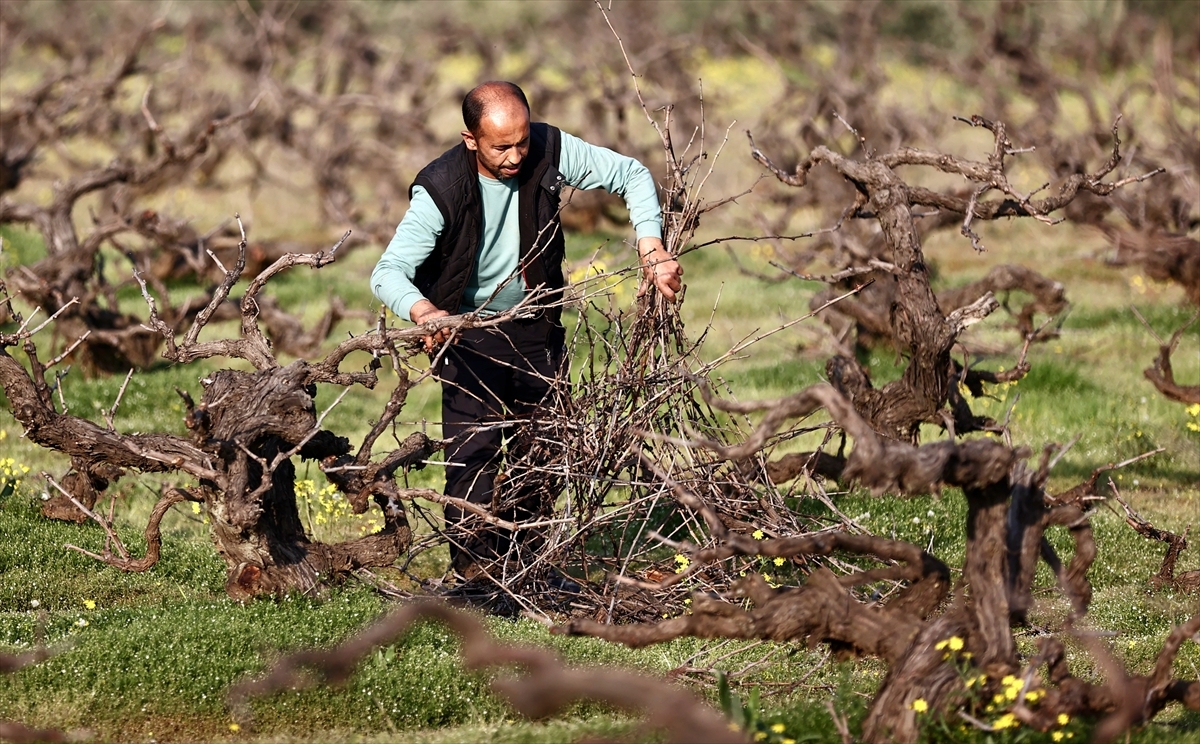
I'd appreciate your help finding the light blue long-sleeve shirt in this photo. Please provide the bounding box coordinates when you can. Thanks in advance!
[371,130,663,320]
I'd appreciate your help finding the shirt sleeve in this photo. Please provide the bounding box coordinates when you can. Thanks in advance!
[370,185,444,321]
[557,130,663,241]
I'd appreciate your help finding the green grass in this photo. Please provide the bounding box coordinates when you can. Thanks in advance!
[4,207,1199,743]
[4,484,868,741]
[0,224,47,266]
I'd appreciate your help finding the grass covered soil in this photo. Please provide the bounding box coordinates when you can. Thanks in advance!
[2,221,1198,742]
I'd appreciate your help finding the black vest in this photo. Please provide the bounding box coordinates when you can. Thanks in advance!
[410,122,567,319]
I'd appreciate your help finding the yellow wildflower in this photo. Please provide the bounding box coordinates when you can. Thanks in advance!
[754,732,767,742]
[910,698,928,713]
[770,723,785,733]
[1057,713,1070,726]
[674,554,690,573]
[947,636,964,651]
[83,599,96,610]
[229,722,240,732]
[773,557,785,567]
[993,713,1017,729]
[1053,733,1064,742]
[753,529,764,540]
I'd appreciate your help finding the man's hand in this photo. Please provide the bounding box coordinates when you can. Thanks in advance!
[410,299,452,353]
[636,237,683,302]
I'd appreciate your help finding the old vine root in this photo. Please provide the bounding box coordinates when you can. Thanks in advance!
[1112,486,1200,593]
[1137,310,1200,405]
[0,214,543,599]
[747,113,1159,443]
[555,382,1200,743]
[226,600,746,744]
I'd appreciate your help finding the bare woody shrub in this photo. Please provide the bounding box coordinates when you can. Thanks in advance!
[0,219,534,599]
[556,381,1200,743]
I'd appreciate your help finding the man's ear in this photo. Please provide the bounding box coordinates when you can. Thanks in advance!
[461,130,478,151]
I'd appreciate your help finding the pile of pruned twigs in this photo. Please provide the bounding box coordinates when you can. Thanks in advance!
[425,258,848,621]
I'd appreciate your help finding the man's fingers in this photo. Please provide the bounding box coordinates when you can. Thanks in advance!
[421,327,448,353]
[654,278,678,301]
[653,261,683,302]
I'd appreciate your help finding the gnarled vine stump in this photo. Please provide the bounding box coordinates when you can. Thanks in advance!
[0,221,497,599]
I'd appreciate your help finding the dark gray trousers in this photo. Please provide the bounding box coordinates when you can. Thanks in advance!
[440,316,564,567]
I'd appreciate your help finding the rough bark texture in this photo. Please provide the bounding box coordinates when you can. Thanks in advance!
[559,382,1196,744]
[1005,456,1096,624]
[0,225,507,599]
[0,343,418,598]
[749,111,1154,445]
[1116,493,1200,593]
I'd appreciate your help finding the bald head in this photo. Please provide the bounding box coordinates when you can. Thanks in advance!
[462,81,530,135]
[460,81,532,180]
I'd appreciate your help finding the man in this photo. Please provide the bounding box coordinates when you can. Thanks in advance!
[371,81,682,577]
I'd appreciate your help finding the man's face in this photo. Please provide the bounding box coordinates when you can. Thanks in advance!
[463,99,530,180]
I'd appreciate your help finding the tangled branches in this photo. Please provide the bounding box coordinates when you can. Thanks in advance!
[747,113,1160,443]
[0,218,524,600]
[556,382,1200,744]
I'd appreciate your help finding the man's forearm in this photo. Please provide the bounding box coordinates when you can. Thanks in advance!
[559,131,663,242]
[370,185,445,321]
[371,260,428,321]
